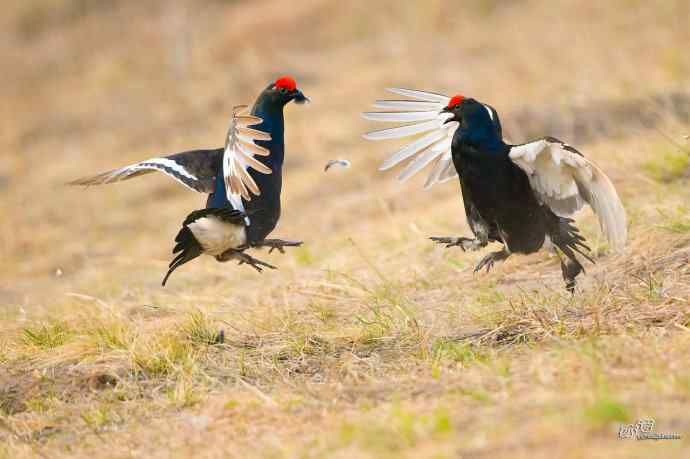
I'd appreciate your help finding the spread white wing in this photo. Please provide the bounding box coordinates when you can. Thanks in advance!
[69,148,223,193]
[362,88,460,188]
[509,137,627,251]
[223,105,272,218]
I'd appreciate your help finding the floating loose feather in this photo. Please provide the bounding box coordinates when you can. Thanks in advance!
[324,159,351,172]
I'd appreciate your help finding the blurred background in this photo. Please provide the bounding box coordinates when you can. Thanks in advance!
[2,0,689,298]
[1,0,689,307]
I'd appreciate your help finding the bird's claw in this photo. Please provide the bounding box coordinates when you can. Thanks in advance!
[235,252,277,272]
[216,247,278,272]
[252,239,303,254]
[429,236,478,252]
[474,256,495,273]
[215,251,237,262]
[473,250,510,274]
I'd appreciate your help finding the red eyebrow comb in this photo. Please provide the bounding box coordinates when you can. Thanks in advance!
[447,95,465,108]
[274,76,297,91]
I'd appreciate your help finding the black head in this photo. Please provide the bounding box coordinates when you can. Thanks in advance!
[258,75,309,108]
[442,95,499,130]
[441,95,504,148]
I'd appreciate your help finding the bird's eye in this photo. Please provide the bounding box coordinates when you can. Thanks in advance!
[279,87,288,95]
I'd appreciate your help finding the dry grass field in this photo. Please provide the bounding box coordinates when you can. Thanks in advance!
[1,0,689,457]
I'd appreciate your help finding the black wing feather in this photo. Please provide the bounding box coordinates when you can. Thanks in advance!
[70,148,223,193]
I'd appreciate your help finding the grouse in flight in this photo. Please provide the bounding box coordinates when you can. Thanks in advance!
[71,76,309,285]
[363,89,626,291]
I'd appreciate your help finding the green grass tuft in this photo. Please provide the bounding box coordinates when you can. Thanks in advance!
[181,310,221,345]
[21,322,73,349]
[93,322,133,351]
[336,404,456,457]
[293,245,315,265]
[656,206,690,233]
[584,397,631,426]
[432,340,487,366]
[644,147,689,182]
[133,335,199,378]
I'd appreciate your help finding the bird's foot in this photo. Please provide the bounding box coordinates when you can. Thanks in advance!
[215,252,235,263]
[251,238,303,254]
[474,249,510,273]
[216,247,277,272]
[430,236,482,252]
[235,252,277,272]
[560,258,584,294]
[565,278,576,294]
[215,248,244,263]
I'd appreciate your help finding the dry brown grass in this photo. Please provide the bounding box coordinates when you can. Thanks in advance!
[1,0,689,458]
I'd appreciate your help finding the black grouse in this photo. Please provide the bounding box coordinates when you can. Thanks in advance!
[71,76,309,285]
[363,89,626,291]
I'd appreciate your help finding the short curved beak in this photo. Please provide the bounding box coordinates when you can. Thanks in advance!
[293,90,310,105]
[441,107,454,124]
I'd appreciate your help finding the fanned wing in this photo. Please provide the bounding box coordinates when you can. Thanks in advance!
[69,148,223,193]
[362,88,459,188]
[222,105,272,215]
[509,137,627,251]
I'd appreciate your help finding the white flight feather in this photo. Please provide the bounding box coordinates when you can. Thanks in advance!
[437,158,459,183]
[362,88,459,188]
[385,88,451,103]
[379,129,446,171]
[398,143,447,181]
[362,119,443,141]
[509,139,627,251]
[361,110,441,123]
[223,105,272,225]
[373,100,441,111]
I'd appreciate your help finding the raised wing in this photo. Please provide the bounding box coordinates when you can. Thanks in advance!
[509,137,627,251]
[69,148,223,193]
[362,88,460,188]
[222,105,272,214]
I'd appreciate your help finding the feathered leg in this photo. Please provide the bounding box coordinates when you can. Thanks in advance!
[474,248,511,273]
[431,200,494,252]
[215,249,276,272]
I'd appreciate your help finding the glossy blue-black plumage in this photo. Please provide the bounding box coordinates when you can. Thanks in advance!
[445,98,590,291]
[207,83,300,243]
[452,102,506,155]
[450,99,552,253]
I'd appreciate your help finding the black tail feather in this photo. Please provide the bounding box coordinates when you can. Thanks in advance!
[162,226,202,286]
[553,217,595,264]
